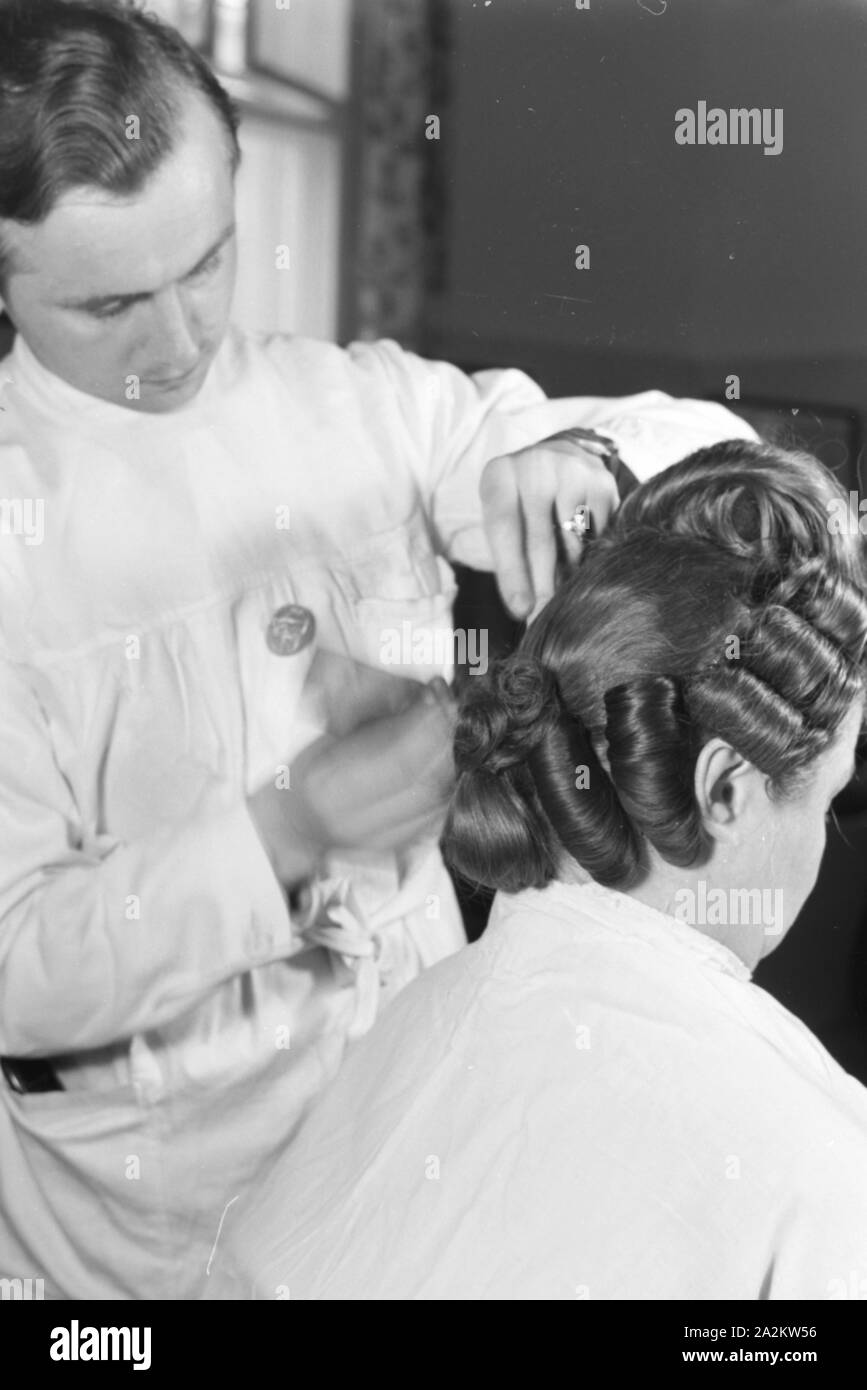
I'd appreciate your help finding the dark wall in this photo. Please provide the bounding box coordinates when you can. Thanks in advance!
[424,0,867,418]
[0,314,13,362]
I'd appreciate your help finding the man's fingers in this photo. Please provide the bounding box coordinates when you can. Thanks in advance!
[482,447,622,619]
[554,466,620,568]
[584,467,620,533]
[480,462,534,619]
[522,486,560,614]
[553,489,586,567]
[303,650,423,736]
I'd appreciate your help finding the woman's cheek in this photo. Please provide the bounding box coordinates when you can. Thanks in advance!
[794,810,828,905]
[769,803,823,918]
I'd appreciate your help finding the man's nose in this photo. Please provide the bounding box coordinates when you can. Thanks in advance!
[147,289,200,367]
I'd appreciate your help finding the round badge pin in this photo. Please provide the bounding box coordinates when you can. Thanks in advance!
[266,604,316,656]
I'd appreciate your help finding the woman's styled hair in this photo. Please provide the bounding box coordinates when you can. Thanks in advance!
[443,440,867,894]
[0,0,240,283]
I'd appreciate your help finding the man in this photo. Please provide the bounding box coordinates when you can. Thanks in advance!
[0,0,753,1298]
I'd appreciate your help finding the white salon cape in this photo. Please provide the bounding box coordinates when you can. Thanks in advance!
[205,879,867,1301]
[0,324,751,1298]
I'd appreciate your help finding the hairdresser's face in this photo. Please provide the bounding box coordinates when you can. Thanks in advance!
[0,93,237,413]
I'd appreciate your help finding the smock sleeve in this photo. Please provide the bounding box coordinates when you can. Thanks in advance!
[349,339,758,570]
[0,646,295,1056]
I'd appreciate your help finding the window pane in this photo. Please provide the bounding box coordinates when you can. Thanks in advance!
[249,0,352,100]
[231,113,342,339]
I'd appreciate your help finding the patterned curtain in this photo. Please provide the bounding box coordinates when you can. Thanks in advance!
[352,0,450,348]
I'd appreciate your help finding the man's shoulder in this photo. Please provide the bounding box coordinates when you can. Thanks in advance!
[225,324,428,394]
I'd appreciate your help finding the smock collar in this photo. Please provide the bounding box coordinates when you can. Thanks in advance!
[517,876,754,983]
[7,330,226,432]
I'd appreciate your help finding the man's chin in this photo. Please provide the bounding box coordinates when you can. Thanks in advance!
[64,367,208,414]
[138,383,204,413]
[129,362,211,413]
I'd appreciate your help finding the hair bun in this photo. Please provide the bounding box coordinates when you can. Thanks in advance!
[454,656,559,775]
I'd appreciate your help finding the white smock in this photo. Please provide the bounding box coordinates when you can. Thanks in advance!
[205,879,867,1301]
[0,325,752,1297]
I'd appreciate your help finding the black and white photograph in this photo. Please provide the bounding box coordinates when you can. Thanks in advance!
[2,0,867,1347]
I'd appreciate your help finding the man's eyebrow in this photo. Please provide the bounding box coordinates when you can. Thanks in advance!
[59,224,236,311]
[182,224,236,278]
[61,286,150,313]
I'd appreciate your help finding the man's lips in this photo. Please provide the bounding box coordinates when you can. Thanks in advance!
[145,361,203,388]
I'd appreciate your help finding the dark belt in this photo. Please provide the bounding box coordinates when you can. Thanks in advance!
[1,1056,64,1093]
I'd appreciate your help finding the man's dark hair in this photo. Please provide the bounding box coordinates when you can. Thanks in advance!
[0,0,241,283]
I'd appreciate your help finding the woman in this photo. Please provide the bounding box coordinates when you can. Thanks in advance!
[204,440,867,1300]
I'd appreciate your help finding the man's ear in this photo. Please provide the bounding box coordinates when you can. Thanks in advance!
[693,737,760,844]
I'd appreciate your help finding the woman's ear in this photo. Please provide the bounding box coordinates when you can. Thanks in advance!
[694,737,760,843]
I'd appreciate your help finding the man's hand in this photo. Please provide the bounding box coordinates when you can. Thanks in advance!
[298,647,424,738]
[480,438,620,619]
[247,678,457,884]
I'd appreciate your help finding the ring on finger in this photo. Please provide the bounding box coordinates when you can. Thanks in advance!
[558,504,592,536]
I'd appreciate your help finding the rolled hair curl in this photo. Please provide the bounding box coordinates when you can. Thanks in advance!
[446,656,641,891]
[443,441,867,895]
